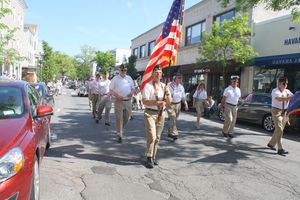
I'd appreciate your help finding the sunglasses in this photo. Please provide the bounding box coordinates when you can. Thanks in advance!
[120,69,127,72]
[282,82,288,86]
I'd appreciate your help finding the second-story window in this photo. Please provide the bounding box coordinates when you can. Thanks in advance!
[148,40,155,56]
[139,44,146,58]
[214,9,235,24]
[133,48,138,57]
[186,21,206,45]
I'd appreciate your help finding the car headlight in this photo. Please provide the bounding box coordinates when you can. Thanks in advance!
[0,147,24,183]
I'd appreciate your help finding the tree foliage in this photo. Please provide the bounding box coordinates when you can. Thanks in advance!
[94,51,116,74]
[198,13,257,86]
[37,41,56,83]
[219,0,300,22]
[74,45,97,80]
[125,55,139,80]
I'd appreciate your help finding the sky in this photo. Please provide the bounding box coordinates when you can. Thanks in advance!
[25,0,200,57]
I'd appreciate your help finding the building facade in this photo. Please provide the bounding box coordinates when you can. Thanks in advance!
[1,0,40,81]
[252,15,300,94]
[110,48,131,66]
[131,0,291,100]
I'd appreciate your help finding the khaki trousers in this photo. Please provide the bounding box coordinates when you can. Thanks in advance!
[96,94,112,122]
[222,103,238,134]
[91,94,99,117]
[166,103,181,136]
[114,100,132,137]
[268,108,287,150]
[144,109,165,158]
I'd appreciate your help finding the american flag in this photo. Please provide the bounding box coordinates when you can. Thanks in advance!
[140,0,184,90]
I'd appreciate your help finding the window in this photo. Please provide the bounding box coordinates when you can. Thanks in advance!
[214,10,235,24]
[132,48,138,57]
[148,40,155,56]
[139,44,146,58]
[186,21,206,45]
[253,68,284,93]
[0,87,24,119]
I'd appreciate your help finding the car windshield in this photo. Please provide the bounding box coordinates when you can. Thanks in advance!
[0,86,25,119]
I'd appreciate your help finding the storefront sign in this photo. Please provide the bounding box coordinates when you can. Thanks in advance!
[284,37,300,45]
[194,69,211,73]
[255,53,300,66]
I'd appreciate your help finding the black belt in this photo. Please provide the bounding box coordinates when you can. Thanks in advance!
[171,102,181,105]
[100,93,108,95]
[122,99,131,101]
[146,108,166,112]
[226,102,237,106]
[92,93,99,95]
[272,107,286,111]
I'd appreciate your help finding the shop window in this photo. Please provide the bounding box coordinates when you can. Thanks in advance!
[185,21,206,45]
[148,40,155,56]
[253,68,284,93]
[214,10,236,24]
[139,44,146,58]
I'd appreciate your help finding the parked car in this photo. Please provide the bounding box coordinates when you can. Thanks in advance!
[218,92,300,132]
[77,83,88,97]
[34,82,55,108]
[0,80,53,200]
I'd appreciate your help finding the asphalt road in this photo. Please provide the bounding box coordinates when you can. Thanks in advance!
[40,88,300,200]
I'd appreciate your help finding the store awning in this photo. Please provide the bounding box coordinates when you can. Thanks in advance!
[254,53,300,66]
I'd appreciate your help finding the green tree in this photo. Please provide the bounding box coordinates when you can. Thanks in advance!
[94,51,116,74]
[219,0,300,22]
[37,41,56,83]
[74,45,97,80]
[198,14,257,87]
[125,55,139,80]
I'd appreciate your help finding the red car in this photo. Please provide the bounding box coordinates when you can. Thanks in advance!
[0,80,53,200]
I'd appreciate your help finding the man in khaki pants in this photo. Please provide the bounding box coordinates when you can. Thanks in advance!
[142,66,172,168]
[166,72,188,140]
[110,64,134,143]
[267,77,293,155]
[96,71,111,125]
[220,76,241,138]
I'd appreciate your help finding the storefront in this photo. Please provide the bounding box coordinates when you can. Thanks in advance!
[252,15,300,93]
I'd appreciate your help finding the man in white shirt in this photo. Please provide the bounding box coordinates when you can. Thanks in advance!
[110,64,134,143]
[267,77,293,155]
[90,73,101,119]
[142,66,172,168]
[96,71,112,125]
[220,76,241,138]
[166,72,188,140]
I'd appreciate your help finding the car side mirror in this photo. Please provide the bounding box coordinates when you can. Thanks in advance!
[33,105,53,119]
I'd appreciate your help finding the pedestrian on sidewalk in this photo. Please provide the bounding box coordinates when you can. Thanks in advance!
[166,72,188,140]
[110,64,135,143]
[220,76,241,138]
[267,77,293,155]
[192,83,207,129]
[142,66,172,168]
[96,71,112,126]
[90,73,101,119]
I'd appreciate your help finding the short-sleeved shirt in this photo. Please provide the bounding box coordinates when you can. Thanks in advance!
[271,87,293,109]
[193,89,207,100]
[90,79,100,94]
[110,75,134,98]
[223,85,241,105]
[142,82,166,110]
[168,81,185,103]
[98,79,110,94]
